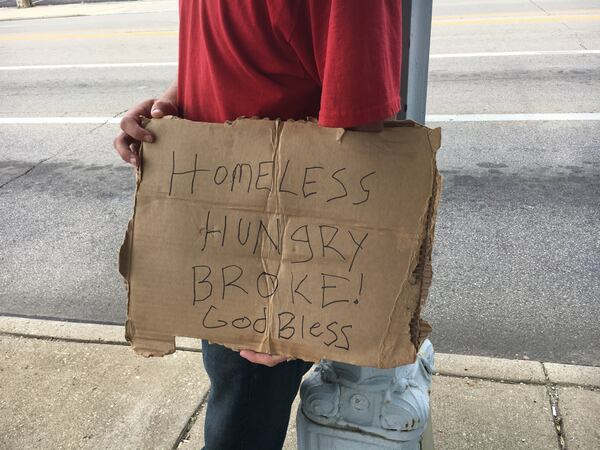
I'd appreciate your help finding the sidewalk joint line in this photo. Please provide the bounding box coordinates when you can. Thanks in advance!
[173,389,210,449]
[542,363,567,449]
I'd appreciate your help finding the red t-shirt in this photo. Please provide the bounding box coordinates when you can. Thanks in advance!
[178,0,401,128]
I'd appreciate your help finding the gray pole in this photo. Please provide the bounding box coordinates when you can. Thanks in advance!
[297,1,435,449]
[397,0,412,120]
[404,0,433,124]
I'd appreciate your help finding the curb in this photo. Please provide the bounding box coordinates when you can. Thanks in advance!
[435,352,546,384]
[0,314,201,352]
[1,315,599,388]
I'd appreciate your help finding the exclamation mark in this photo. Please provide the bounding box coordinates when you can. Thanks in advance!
[353,273,364,305]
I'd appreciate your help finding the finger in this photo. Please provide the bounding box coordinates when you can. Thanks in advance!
[239,350,287,367]
[248,352,287,367]
[129,141,141,167]
[113,132,138,166]
[246,354,281,367]
[130,140,141,154]
[120,114,154,143]
[151,99,178,118]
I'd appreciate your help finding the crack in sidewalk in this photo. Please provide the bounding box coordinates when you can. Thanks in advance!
[173,389,210,449]
[542,363,567,450]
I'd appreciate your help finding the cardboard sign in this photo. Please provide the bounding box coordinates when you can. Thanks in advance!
[120,117,441,368]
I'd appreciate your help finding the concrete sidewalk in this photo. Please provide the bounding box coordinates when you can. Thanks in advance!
[0,0,175,21]
[0,316,598,449]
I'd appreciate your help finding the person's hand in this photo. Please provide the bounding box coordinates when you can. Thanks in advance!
[239,349,289,367]
[113,97,178,167]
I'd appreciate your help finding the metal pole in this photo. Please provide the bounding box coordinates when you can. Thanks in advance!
[297,2,436,449]
[397,0,413,120]
[404,0,433,124]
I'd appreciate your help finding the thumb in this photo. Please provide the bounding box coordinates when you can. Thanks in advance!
[151,99,178,118]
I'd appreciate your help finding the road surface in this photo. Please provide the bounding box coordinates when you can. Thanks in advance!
[0,0,598,365]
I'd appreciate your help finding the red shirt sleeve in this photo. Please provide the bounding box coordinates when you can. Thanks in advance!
[296,0,402,128]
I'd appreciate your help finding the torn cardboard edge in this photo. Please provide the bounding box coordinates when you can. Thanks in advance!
[119,117,442,367]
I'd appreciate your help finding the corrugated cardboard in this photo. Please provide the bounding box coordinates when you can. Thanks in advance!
[120,117,441,368]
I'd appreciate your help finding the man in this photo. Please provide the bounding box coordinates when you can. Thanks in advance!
[114,1,401,448]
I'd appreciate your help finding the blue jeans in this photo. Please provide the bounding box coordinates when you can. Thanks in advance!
[201,340,314,450]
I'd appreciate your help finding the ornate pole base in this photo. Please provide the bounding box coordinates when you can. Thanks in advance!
[297,340,435,449]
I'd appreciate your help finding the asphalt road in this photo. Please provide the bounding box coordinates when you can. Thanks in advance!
[0,0,599,365]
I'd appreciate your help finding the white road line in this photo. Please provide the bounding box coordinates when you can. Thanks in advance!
[0,117,122,124]
[430,50,600,58]
[427,113,600,122]
[1,114,599,125]
[0,62,177,71]
[1,50,598,71]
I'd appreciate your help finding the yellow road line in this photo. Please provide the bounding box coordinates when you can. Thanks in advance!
[1,12,599,42]
[0,30,177,42]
